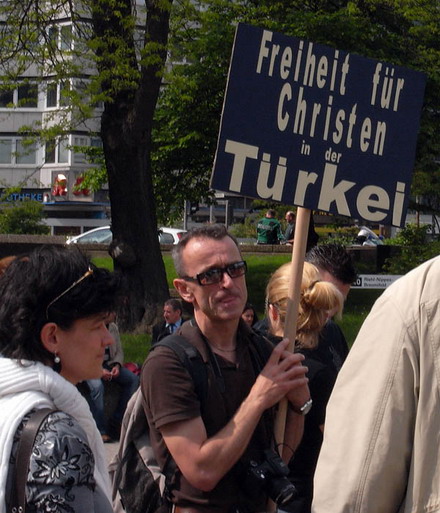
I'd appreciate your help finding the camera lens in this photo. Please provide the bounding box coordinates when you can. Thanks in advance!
[269,477,297,505]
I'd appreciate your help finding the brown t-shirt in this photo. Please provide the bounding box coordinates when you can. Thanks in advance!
[141,320,274,513]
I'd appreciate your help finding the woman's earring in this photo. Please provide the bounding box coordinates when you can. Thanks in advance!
[53,353,61,373]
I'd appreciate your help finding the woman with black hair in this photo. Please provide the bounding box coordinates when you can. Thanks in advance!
[0,246,121,513]
[241,302,259,327]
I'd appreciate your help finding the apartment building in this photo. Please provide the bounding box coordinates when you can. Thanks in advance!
[0,5,137,234]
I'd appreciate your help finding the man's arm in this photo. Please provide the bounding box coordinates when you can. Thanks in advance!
[161,338,309,491]
[277,222,285,242]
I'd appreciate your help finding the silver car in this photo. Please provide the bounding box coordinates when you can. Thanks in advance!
[66,226,186,245]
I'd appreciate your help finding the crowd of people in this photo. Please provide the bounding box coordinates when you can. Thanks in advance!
[0,223,437,513]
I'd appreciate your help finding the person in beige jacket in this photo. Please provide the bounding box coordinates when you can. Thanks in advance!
[312,255,440,513]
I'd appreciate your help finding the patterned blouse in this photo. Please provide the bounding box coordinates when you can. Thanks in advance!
[6,410,113,513]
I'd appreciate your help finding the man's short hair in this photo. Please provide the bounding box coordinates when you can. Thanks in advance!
[172,224,239,278]
[164,298,182,314]
[305,243,357,285]
[285,211,295,219]
[266,209,276,217]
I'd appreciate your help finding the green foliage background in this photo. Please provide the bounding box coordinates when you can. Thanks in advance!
[0,201,49,235]
[152,0,440,223]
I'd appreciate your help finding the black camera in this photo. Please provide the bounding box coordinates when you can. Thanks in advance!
[244,449,297,506]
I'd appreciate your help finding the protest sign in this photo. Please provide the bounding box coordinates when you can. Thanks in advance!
[211,23,426,226]
[211,25,426,489]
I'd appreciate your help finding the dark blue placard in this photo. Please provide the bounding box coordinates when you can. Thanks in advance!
[211,23,426,226]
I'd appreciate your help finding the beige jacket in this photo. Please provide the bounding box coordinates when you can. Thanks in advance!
[312,256,440,513]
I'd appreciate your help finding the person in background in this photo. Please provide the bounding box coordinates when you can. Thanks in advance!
[0,255,16,276]
[142,224,310,512]
[241,302,259,327]
[0,246,121,512]
[313,256,440,513]
[284,211,296,244]
[283,212,319,252]
[85,322,139,442]
[151,298,184,345]
[265,262,343,513]
[256,209,285,244]
[305,243,357,371]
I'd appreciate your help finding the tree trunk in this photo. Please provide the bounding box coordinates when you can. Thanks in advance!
[92,0,173,331]
[104,129,169,331]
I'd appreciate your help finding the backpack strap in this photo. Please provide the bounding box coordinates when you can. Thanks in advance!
[9,408,57,512]
[248,333,277,443]
[153,334,209,413]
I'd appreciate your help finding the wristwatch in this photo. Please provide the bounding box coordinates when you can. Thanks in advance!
[291,398,313,415]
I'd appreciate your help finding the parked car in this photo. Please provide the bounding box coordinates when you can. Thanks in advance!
[66,226,186,245]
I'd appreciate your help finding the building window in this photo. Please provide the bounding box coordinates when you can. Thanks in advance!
[46,83,57,108]
[46,81,71,108]
[17,83,38,108]
[0,83,38,109]
[16,140,37,164]
[0,88,13,108]
[0,139,12,163]
[73,136,87,163]
[48,26,58,47]
[43,137,70,164]
[90,137,102,148]
[59,80,70,107]
[45,140,56,163]
[60,25,73,51]
[58,138,69,163]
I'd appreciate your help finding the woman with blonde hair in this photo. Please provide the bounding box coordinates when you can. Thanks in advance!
[265,261,343,513]
[266,261,343,348]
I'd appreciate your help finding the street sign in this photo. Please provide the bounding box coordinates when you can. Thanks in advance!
[211,23,426,227]
[352,274,402,289]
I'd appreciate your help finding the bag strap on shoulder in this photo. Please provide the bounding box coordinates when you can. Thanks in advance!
[9,407,58,512]
[154,335,208,412]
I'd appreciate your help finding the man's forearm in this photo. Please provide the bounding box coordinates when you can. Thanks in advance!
[163,339,309,491]
[163,390,266,491]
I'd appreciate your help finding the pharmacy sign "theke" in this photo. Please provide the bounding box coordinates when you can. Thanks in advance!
[211,24,426,226]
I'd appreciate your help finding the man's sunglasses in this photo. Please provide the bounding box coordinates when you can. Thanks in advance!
[183,260,247,286]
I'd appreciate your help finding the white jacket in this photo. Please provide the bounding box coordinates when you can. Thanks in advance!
[312,256,440,513]
[0,358,110,513]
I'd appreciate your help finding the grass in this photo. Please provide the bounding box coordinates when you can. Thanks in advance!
[337,289,382,347]
[93,254,384,364]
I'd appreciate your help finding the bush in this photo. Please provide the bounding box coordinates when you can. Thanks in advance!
[229,214,260,239]
[0,200,49,235]
[383,223,440,274]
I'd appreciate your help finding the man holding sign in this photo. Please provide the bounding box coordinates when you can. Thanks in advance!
[205,20,425,513]
[142,225,311,513]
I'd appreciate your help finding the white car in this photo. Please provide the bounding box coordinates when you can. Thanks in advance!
[66,226,186,245]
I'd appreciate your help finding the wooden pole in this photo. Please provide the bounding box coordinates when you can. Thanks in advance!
[268,207,311,513]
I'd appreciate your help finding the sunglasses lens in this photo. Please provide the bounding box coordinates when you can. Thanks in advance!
[228,262,246,278]
[199,269,222,285]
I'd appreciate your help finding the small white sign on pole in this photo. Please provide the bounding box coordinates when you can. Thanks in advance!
[352,274,402,289]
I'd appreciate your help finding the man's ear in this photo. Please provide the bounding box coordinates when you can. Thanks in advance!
[173,278,195,304]
[40,322,60,355]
